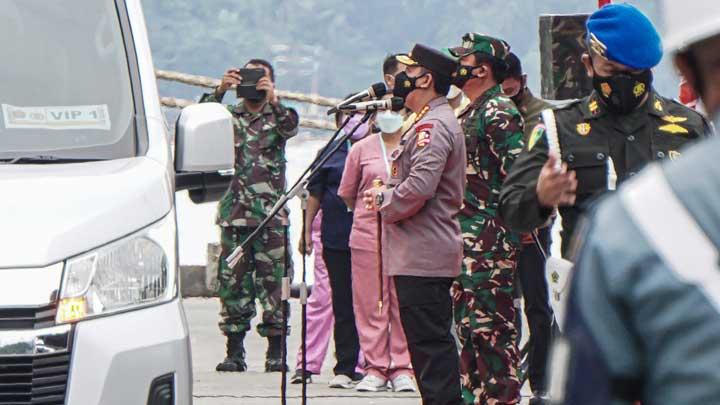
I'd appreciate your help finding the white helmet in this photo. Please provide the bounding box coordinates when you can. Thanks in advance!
[663,0,720,52]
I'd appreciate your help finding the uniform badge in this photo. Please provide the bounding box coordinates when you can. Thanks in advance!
[659,123,689,135]
[633,82,646,98]
[654,99,664,112]
[662,115,688,124]
[600,82,612,98]
[576,123,591,136]
[416,131,431,148]
[391,162,399,177]
[669,150,682,160]
[588,100,599,115]
[528,124,545,151]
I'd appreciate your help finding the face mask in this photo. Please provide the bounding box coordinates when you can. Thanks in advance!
[453,64,476,89]
[376,110,404,134]
[447,85,463,100]
[592,69,653,114]
[393,71,426,100]
[343,114,370,141]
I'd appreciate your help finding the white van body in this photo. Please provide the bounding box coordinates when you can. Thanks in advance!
[0,1,233,404]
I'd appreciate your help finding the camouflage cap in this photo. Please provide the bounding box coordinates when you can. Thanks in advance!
[450,32,511,60]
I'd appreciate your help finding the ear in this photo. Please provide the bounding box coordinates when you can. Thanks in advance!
[417,72,433,90]
[384,74,395,89]
[581,53,594,78]
[477,62,491,80]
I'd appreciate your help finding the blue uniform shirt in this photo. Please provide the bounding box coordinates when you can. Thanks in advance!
[307,140,353,251]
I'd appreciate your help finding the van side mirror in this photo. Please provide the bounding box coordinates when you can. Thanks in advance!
[175,103,235,202]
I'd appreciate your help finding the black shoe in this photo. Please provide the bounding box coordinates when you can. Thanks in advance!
[529,392,550,405]
[291,369,313,384]
[216,333,247,372]
[265,336,289,372]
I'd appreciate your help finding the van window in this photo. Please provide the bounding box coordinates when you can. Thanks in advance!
[0,0,138,161]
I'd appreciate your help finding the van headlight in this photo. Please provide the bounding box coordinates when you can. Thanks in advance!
[56,212,177,324]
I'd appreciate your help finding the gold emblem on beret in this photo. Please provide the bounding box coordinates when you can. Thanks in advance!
[633,82,646,98]
[589,33,608,59]
[576,123,591,136]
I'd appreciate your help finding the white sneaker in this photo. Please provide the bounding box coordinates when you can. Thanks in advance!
[329,374,354,389]
[356,374,388,392]
[391,375,417,392]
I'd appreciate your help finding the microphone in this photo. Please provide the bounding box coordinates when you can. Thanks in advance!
[338,97,404,112]
[327,82,388,115]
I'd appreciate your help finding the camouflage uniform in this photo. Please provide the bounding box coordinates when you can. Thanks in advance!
[200,92,299,337]
[538,14,593,100]
[453,84,525,404]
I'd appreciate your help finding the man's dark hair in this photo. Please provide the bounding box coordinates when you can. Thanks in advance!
[383,54,402,76]
[245,58,275,82]
[505,52,523,80]
[474,53,509,83]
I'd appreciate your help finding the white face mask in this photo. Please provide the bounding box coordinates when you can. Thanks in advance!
[447,84,463,100]
[376,110,404,134]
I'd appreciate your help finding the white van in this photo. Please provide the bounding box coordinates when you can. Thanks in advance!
[0,1,233,404]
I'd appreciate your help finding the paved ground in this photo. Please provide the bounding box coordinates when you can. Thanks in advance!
[185,298,534,405]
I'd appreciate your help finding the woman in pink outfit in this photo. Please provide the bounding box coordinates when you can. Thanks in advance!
[338,109,416,393]
[292,212,333,383]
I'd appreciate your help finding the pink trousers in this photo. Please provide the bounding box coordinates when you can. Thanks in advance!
[351,247,412,380]
[295,214,364,374]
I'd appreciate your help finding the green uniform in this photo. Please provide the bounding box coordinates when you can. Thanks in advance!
[452,84,525,404]
[200,92,299,336]
[500,90,710,256]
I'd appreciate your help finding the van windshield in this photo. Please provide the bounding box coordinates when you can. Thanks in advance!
[0,0,138,161]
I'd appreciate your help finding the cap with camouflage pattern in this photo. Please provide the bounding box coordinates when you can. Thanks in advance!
[450,32,511,60]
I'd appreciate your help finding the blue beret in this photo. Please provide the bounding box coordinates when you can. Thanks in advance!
[586,3,663,70]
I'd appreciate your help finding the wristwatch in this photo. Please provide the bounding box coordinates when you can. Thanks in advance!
[374,191,384,208]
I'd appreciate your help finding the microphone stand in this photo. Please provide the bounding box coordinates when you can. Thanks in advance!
[226,110,374,405]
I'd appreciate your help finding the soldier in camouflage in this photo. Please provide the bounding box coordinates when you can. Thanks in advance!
[449,33,525,404]
[200,59,299,373]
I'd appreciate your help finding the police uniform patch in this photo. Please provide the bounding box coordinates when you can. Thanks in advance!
[654,99,664,112]
[669,150,681,160]
[417,131,431,148]
[576,123,591,136]
[528,124,545,151]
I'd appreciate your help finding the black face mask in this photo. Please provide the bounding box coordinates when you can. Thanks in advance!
[393,71,427,100]
[592,69,653,114]
[453,64,476,89]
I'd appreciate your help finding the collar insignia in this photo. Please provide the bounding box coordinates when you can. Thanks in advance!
[601,82,612,98]
[654,99,664,112]
[589,100,599,115]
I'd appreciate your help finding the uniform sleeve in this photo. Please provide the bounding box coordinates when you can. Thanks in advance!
[338,145,361,201]
[499,122,554,233]
[380,122,451,223]
[272,102,300,139]
[486,105,525,178]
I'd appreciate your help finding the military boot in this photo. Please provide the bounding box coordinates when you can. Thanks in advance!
[216,333,247,372]
[264,335,288,372]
